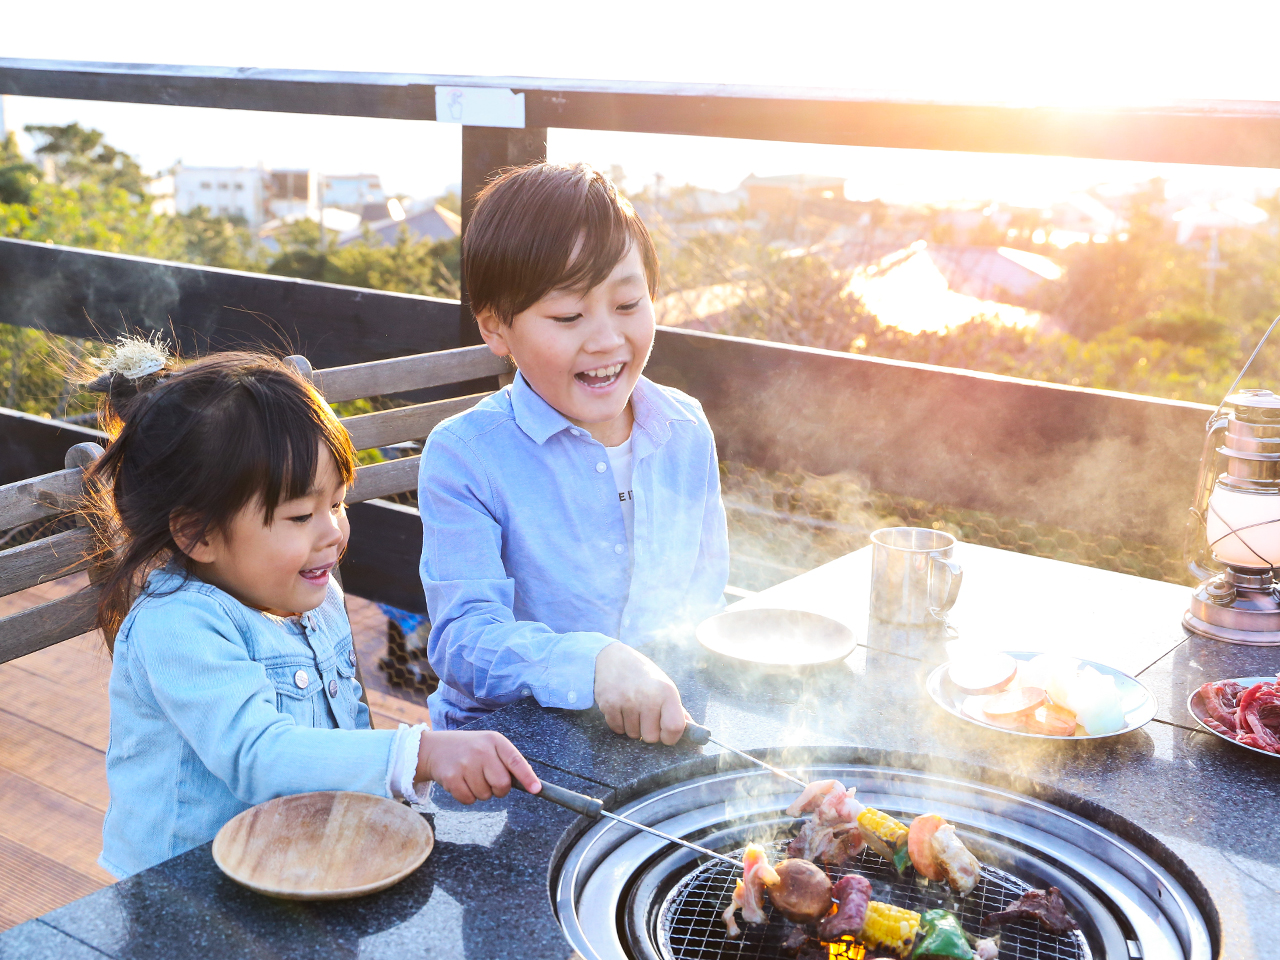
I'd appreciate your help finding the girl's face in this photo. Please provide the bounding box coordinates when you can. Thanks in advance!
[477,243,656,446]
[180,445,350,617]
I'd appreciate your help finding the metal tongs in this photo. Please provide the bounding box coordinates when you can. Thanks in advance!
[514,721,808,869]
[682,721,808,788]
[513,778,744,868]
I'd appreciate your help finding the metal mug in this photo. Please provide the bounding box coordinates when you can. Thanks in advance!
[870,527,963,627]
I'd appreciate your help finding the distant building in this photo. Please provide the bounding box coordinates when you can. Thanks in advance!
[1172,199,1267,245]
[173,166,268,226]
[267,169,317,222]
[632,187,752,238]
[337,201,461,247]
[146,175,176,217]
[741,173,846,218]
[322,174,385,211]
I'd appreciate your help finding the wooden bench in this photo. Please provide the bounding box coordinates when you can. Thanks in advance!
[0,343,508,666]
[0,442,106,665]
[286,343,512,504]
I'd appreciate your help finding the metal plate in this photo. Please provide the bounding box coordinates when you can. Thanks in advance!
[659,837,1091,960]
[696,608,856,667]
[926,651,1157,741]
[1187,676,1280,758]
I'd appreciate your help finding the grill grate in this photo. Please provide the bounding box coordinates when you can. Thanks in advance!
[657,836,1090,960]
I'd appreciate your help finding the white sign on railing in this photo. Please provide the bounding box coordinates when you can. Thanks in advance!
[434,87,526,128]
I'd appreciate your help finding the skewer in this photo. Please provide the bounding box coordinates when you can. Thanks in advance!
[683,722,809,789]
[513,779,744,869]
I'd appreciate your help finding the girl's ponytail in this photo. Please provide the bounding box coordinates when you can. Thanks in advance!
[83,335,176,435]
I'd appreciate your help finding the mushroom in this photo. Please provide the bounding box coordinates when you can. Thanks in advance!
[765,857,834,923]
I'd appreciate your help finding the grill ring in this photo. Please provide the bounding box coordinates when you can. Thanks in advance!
[653,837,1097,960]
[552,763,1212,960]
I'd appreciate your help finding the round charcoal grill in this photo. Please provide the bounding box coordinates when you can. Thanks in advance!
[552,763,1213,960]
[659,839,1089,960]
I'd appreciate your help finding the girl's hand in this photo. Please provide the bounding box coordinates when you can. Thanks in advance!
[415,730,540,804]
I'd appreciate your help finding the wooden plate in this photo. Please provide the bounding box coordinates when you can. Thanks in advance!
[212,791,433,900]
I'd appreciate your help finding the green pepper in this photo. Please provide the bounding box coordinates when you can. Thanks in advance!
[893,845,912,875]
[912,909,973,960]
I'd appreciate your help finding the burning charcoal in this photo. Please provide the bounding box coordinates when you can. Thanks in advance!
[984,886,1079,934]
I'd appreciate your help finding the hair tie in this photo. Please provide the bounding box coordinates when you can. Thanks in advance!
[98,334,171,380]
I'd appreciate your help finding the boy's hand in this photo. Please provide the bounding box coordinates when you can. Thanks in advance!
[594,642,687,745]
[416,730,541,805]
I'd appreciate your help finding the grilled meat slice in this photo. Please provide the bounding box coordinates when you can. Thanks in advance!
[984,886,1079,934]
[722,842,780,937]
[817,874,872,940]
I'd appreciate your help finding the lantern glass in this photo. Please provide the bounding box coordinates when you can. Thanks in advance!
[1205,482,1280,568]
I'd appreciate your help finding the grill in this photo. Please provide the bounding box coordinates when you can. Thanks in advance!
[658,838,1088,960]
[553,762,1213,960]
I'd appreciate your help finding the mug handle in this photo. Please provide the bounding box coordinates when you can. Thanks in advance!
[928,555,963,619]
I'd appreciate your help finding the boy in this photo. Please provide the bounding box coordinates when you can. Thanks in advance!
[417,162,729,743]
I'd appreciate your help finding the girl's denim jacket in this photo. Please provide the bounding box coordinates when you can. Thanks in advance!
[100,565,397,878]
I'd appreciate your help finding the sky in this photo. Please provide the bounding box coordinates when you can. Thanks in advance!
[6,0,1280,206]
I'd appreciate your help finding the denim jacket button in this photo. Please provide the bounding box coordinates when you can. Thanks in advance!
[614,543,625,555]
[328,679,338,697]
[595,462,606,473]
[294,669,309,689]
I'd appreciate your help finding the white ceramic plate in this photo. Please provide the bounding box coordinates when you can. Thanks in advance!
[696,608,856,667]
[1187,676,1280,759]
[926,651,1157,740]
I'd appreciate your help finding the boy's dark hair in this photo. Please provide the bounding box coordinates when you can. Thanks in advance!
[84,351,357,649]
[464,161,659,324]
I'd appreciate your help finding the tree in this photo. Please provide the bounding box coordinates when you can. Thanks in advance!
[266,221,461,299]
[169,206,264,271]
[0,132,40,206]
[26,122,147,197]
[1045,181,1200,340]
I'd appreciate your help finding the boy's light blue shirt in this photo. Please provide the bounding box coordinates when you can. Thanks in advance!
[418,372,729,730]
[100,566,397,878]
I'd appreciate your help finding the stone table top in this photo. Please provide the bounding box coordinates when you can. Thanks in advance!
[4,544,1277,960]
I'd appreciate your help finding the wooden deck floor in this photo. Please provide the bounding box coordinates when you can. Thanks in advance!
[0,574,431,933]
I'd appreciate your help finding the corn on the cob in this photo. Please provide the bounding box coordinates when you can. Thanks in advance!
[859,899,921,958]
[857,807,909,847]
[858,807,911,872]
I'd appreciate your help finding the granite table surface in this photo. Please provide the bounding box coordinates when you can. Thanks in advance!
[4,544,1278,960]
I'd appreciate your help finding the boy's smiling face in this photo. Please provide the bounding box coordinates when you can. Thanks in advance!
[477,243,655,446]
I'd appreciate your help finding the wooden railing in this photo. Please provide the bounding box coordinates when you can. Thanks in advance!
[0,56,1247,614]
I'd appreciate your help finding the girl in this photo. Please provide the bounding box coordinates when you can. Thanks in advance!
[85,340,539,879]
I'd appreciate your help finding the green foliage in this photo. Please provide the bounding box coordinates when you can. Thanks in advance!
[168,206,265,271]
[266,220,460,299]
[0,133,41,205]
[0,323,103,417]
[1,123,463,421]
[26,122,147,197]
[660,180,1280,406]
[0,179,175,256]
[1045,182,1199,340]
